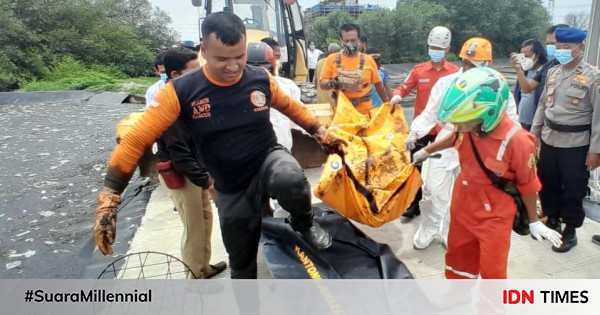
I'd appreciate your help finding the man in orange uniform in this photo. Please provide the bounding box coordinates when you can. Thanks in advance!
[319,23,388,114]
[391,26,459,219]
[92,12,346,279]
[413,67,562,278]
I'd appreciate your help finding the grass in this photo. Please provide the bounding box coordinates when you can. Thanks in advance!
[21,76,158,96]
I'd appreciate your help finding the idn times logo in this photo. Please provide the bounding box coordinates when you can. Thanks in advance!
[503,290,589,304]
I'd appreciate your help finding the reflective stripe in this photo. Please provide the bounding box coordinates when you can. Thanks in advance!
[445,265,478,279]
[496,124,521,161]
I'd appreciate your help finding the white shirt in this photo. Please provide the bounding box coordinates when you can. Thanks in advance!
[307,49,323,69]
[144,79,166,108]
[271,76,300,151]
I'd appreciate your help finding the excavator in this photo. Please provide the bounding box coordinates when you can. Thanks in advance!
[191,0,330,167]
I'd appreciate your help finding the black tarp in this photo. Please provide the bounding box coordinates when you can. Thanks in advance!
[260,203,413,279]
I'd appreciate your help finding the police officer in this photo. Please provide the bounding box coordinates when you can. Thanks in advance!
[531,27,600,253]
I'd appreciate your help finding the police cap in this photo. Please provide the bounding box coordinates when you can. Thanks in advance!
[555,28,587,43]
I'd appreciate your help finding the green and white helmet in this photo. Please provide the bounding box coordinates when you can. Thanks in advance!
[437,67,509,132]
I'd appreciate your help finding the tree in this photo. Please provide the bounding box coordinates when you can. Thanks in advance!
[306,10,354,50]
[564,12,590,30]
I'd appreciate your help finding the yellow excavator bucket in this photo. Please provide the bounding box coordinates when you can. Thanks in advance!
[314,94,422,227]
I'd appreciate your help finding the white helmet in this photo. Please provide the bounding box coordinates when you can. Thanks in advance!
[428,26,452,49]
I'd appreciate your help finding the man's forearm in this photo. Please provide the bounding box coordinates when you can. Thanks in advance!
[521,193,539,223]
[423,133,455,154]
[515,68,538,94]
[320,79,334,90]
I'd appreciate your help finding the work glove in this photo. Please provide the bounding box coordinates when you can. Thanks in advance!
[94,190,122,255]
[327,78,341,90]
[390,95,402,106]
[315,127,348,156]
[405,132,418,151]
[412,148,431,165]
[529,221,562,248]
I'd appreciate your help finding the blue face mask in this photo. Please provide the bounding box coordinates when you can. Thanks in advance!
[546,45,556,58]
[160,73,168,82]
[554,47,575,65]
[309,44,315,50]
[428,49,446,62]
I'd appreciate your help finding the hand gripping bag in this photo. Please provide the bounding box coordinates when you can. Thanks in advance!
[315,93,422,227]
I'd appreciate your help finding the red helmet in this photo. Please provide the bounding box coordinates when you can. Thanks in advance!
[247,42,276,72]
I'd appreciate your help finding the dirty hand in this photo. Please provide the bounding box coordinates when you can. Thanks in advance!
[390,95,402,106]
[412,148,430,165]
[529,221,562,247]
[94,188,122,255]
[315,126,348,155]
[405,132,418,151]
[327,78,341,90]
[586,152,600,171]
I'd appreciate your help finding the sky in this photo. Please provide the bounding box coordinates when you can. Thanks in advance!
[150,0,594,41]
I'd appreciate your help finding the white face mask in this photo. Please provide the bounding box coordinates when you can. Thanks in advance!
[520,56,536,71]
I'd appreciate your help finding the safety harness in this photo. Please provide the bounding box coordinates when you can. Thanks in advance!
[335,53,371,107]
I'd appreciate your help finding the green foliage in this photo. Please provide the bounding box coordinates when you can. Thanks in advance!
[0,0,179,91]
[21,57,118,91]
[306,0,551,63]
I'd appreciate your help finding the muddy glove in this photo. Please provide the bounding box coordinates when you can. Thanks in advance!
[390,95,402,106]
[529,221,562,248]
[327,78,341,90]
[94,188,122,255]
[412,148,431,165]
[315,127,348,156]
[405,132,418,151]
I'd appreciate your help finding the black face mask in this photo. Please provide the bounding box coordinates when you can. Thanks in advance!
[342,43,359,56]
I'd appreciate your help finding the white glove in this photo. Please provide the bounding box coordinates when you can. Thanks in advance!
[412,148,430,165]
[405,132,418,151]
[529,221,562,247]
[390,95,402,105]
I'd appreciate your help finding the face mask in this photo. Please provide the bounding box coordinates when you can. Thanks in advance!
[160,73,168,82]
[554,47,577,65]
[309,44,315,50]
[428,49,445,62]
[520,56,535,71]
[342,43,359,56]
[546,45,556,58]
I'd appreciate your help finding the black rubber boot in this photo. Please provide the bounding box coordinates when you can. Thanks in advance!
[592,235,600,246]
[402,203,421,219]
[552,226,577,253]
[299,222,332,251]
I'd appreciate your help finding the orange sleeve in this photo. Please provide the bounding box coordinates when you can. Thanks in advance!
[510,132,542,195]
[104,83,181,192]
[269,73,321,134]
[367,56,382,84]
[394,68,418,97]
[319,54,337,81]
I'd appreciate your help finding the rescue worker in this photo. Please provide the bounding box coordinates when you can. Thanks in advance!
[155,47,226,279]
[93,12,346,279]
[320,23,389,115]
[530,27,600,253]
[391,26,460,219]
[408,37,519,249]
[413,67,562,278]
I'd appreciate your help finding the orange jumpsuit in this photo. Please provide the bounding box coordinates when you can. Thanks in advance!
[445,116,541,279]
[393,60,459,118]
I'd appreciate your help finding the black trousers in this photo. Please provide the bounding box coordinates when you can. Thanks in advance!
[216,146,314,278]
[308,69,315,82]
[538,141,589,228]
[407,134,438,209]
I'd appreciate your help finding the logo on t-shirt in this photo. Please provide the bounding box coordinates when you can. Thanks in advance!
[251,91,268,111]
[191,97,211,119]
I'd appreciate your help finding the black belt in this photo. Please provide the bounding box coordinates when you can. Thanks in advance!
[545,118,591,133]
